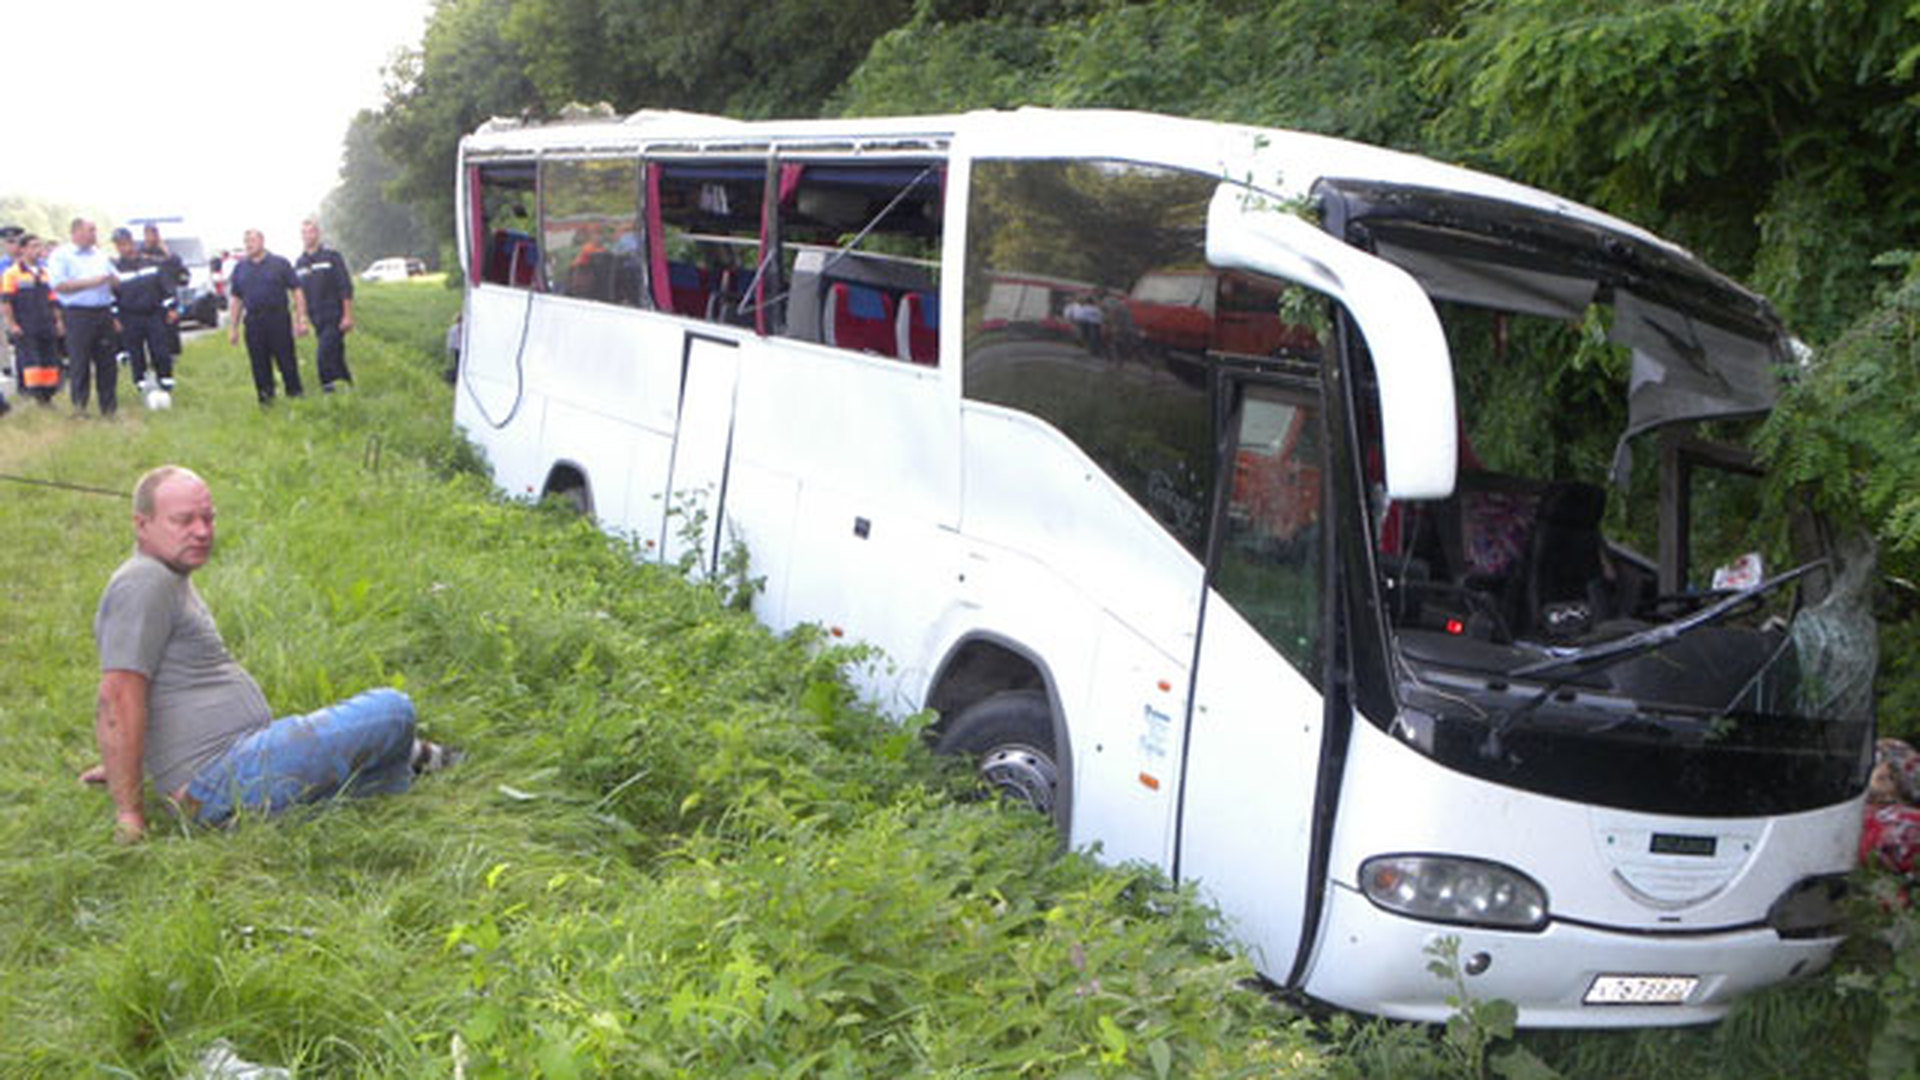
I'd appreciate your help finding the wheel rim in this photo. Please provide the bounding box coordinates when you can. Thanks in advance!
[977,742,1058,815]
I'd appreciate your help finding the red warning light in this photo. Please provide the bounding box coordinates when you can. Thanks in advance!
[1445,618,1466,636]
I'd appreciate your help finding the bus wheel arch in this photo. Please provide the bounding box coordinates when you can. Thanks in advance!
[541,462,593,516]
[926,635,1073,837]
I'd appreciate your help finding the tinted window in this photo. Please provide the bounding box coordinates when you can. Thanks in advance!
[1218,383,1326,679]
[542,158,642,305]
[963,160,1220,555]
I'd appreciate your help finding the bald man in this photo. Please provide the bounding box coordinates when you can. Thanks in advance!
[85,465,458,841]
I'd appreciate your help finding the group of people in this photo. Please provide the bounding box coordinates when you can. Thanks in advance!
[227,220,359,403]
[0,217,358,417]
[1,220,186,418]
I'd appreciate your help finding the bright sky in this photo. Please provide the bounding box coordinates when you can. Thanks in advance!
[6,0,435,254]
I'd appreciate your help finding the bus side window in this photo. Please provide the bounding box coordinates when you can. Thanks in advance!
[647,160,766,327]
[962,159,1223,557]
[1220,383,1326,680]
[542,158,642,306]
[774,161,943,362]
[474,162,538,289]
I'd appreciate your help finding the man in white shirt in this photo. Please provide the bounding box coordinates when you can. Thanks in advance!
[48,218,121,416]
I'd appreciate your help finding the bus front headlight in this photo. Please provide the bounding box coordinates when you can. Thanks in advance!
[1359,854,1549,931]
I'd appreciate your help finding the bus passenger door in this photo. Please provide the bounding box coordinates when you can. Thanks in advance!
[1176,376,1329,979]
[661,332,742,572]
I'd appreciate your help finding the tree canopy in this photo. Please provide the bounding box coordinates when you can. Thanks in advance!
[319,110,439,271]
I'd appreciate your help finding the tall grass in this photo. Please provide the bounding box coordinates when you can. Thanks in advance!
[0,284,1309,1077]
[0,280,1903,1078]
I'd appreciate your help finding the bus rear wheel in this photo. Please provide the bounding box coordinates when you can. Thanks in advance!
[934,690,1059,817]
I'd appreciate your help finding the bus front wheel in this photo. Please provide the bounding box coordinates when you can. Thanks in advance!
[934,690,1059,818]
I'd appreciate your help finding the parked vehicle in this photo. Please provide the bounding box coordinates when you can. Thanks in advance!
[362,256,427,282]
[122,217,221,326]
[452,107,1872,1027]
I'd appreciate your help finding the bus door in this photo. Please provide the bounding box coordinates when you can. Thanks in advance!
[1174,183,1456,980]
[1175,371,1329,978]
[660,331,742,572]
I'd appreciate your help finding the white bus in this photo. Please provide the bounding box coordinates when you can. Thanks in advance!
[452,108,1872,1026]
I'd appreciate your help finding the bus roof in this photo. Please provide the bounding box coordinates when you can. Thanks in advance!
[460,106,1674,256]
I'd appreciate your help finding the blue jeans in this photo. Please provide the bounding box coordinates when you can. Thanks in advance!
[185,688,416,826]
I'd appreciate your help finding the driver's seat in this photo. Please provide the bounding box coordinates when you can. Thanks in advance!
[1514,480,1612,640]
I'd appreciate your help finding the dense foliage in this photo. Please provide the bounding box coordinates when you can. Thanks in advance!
[318,111,440,273]
[0,194,114,239]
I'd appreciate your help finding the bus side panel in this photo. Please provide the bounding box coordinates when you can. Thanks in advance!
[456,286,548,498]
[958,403,1203,864]
[1079,616,1189,870]
[458,290,689,530]
[732,345,960,708]
[527,299,685,532]
[1176,600,1325,979]
[659,337,740,567]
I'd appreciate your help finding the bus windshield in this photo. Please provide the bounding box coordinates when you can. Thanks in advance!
[1331,183,1875,817]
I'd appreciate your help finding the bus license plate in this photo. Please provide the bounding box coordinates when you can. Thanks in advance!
[1584,975,1698,1005]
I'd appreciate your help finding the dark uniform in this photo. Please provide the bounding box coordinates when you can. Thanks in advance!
[2,260,62,403]
[113,250,182,389]
[295,246,354,389]
[229,253,303,401]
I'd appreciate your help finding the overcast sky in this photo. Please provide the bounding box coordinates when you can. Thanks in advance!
[7,0,435,254]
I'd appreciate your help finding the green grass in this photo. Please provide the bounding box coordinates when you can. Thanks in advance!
[0,280,1909,1078]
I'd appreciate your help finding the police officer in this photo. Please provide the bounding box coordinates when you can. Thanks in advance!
[226,228,309,402]
[142,224,188,356]
[48,217,120,417]
[294,219,354,391]
[110,227,179,392]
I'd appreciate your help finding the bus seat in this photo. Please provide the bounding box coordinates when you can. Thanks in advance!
[667,261,709,317]
[897,291,938,365]
[1514,480,1611,640]
[487,230,540,287]
[824,282,896,356]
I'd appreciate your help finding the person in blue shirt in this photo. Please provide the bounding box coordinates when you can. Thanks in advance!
[225,229,310,403]
[48,218,121,417]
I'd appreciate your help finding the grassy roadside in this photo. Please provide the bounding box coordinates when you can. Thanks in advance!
[0,284,1312,1077]
[0,281,1906,1078]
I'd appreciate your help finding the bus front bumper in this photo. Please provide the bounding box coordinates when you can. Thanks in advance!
[1301,882,1841,1028]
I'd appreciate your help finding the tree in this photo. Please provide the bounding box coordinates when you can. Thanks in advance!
[0,194,113,241]
[320,110,439,271]
[840,0,1456,151]
[1419,0,1920,343]
[378,0,541,253]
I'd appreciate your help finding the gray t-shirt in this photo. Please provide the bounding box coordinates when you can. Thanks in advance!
[94,552,273,795]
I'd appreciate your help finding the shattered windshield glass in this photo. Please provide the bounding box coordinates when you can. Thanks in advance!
[1331,183,1874,815]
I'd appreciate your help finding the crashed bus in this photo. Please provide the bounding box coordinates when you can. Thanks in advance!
[452,107,1873,1025]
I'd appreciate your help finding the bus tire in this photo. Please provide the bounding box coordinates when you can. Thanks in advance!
[934,690,1060,818]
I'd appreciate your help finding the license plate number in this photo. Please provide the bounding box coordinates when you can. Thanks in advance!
[1584,974,1698,1005]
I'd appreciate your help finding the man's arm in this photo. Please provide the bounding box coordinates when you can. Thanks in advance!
[95,669,150,841]
[227,293,244,345]
[336,256,354,333]
[291,281,310,337]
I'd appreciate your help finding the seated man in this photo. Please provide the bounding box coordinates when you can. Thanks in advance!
[81,465,459,841]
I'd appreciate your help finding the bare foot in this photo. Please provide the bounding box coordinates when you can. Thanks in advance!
[78,763,107,786]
